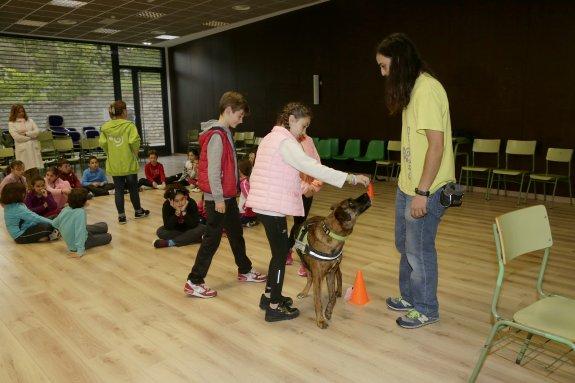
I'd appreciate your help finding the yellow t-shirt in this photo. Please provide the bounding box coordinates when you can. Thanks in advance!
[398,73,455,195]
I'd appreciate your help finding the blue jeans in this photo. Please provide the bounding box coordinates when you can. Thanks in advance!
[395,188,446,318]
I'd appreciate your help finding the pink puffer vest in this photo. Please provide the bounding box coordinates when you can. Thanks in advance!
[246,126,304,216]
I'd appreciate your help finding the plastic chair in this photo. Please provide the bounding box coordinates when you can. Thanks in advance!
[459,139,501,200]
[317,139,332,160]
[525,148,573,206]
[328,138,339,158]
[311,137,320,148]
[332,139,360,160]
[374,140,401,181]
[488,140,536,204]
[453,136,471,167]
[85,130,100,139]
[37,130,57,166]
[243,131,255,146]
[354,140,385,163]
[47,115,64,129]
[469,205,575,382]
[53,137,80,168]
[80,138,107,166]
[253,137,262,146]
[82,126,96,133]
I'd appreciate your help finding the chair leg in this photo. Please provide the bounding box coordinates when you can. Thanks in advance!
[516,333,533,365]
[373,164,379,181]
[568,179,573,206]
[551,179,559,207]
[469,322,505,383]
[517,174,525,205]
[485,171,492,200]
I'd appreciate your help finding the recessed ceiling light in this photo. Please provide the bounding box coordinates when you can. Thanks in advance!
[154,34,179,40]
[16,19,48,27]
[57,19,77,25]
[49,0,87,8]
[202,20,229,28]
[138,10,165,19]
[143,42,152,46]
[94,28,120,34]
[232,5,251,11]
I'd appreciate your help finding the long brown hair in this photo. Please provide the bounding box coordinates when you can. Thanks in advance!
[376,33,431,115]
[9,104,27,122]
[276,102,312,128]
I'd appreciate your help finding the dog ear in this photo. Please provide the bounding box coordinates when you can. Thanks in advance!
[334,206,351,222]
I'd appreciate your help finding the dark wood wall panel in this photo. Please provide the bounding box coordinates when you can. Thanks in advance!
[169,0,575,163]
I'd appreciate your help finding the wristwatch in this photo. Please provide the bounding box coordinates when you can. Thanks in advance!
[415,188,430,197]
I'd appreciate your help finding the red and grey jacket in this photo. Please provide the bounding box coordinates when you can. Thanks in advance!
[197,127,238,198]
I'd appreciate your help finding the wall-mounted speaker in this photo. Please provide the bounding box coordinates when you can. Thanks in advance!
[313,74,320,105]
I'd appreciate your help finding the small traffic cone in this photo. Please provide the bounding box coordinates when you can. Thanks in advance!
[348,270,370,305]
[367,181,375,200]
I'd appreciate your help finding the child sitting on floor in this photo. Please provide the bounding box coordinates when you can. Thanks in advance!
[81,156,115,196]
[138,149,183,190]
[153,186,205,248]
[1,183,59,244]
[52,188,112,257]
[178,149,200,192]
[238,158,257,227]
[44,166,72,210]
[0,160,27,195]
[25,176,60,218]
[57,158,82,189]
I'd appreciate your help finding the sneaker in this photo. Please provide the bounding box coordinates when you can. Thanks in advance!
[386,296,414,312]
[48,229,60,241]
[153,239,170,248]
[396,309,439,329]
[191,187,201,192]
[108,189,115,195]
[297,265,308,277]
[259,294,294,310]
[285,250,293,265]
[87,192,94,200]
[135,209,150,219]
[244,220,258,228]
[118,215,127,225]
[238,268,267,283]
[265,302,300,322]
[183,280,217,298]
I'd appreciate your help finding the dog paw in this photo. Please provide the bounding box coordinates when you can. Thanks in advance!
[317,320,329,329]
[325,311,332,320]
[336,291,342,297]
[297,293,308,299]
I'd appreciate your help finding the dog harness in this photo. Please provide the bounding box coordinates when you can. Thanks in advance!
[294,222,348,261]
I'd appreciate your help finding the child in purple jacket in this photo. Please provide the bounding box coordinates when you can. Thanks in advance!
[25,176,60,218]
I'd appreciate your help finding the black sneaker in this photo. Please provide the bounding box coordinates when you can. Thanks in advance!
[118,216,127,225]
[259,294,294,310]
[265,302,300,322]
[153,239,170,248]
[135,209,150,219]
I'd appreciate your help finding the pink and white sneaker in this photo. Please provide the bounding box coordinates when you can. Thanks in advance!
[238,268,267,283]
[184,280,217,298]
[297,265,308,277]
[285,250,294,265]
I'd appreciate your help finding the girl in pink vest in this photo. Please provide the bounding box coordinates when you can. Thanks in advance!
[44,166,72,210]
[246,102,369,323]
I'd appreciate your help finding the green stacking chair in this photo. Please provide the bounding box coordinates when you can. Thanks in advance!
[469,205,575,382]
[459,139,501,200]
[332,139,360,160]
[0,147,15,173]
[374,140,401,181]
[488,140,536,204]
[317,139,332,160]
[525,148,573,206]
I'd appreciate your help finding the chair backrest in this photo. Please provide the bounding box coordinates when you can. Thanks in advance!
[47,115,64,128]
[317,139,332,159]
[341,139,361,157]
[253,137,262,146]
[53,137,74,152]
[494,205,553,264]
[363,140,385,160]
[85,130,100,138]
[472,139,500,153]
[234,132,245,142]
[546,148,573,163]
[37,130,53,142]
[82,126,96,132]
[387,140,401,152]
[68,131,81,143]
[0,147,15,159]
[243,131,255,141]
[80,138,101,151]
[506,140,536,155]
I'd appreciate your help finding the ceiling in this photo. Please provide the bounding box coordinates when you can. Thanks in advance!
[0,0,326,47]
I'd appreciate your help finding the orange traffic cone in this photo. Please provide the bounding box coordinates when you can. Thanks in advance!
[367,182,375,200]
[348,270,370,305]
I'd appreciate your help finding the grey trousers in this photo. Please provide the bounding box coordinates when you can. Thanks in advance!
[85,222,112,250]
[156,224,205,247]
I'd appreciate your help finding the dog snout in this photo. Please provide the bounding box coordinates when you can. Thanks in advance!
[354,193,371,213]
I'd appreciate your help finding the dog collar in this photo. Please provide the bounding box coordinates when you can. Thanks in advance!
[322,222,348,242]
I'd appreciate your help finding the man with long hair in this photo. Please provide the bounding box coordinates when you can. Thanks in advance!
[376,33,455,328]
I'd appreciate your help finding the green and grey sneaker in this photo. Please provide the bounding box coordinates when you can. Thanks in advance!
[396,309,439,329]
[386,296,414,311]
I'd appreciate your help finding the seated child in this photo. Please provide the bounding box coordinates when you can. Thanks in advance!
[1,183,58,244]
[178,149,200,192]
[138,149,182,190]
[81,156,115,196]
[154,186,205,248]
[57,158,82,189]
[52,188,112,256]
[25,176,60,218]
[238,158,257,227]
[44,166,72,210]
[0,160,27,195]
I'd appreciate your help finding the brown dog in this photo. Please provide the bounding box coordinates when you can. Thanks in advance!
[294,193,371,329]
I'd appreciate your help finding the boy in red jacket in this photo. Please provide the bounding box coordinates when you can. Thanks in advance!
[138,149,182,190]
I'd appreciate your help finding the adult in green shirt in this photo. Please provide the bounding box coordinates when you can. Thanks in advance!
[376,33,455,329]
[99,100,150,224]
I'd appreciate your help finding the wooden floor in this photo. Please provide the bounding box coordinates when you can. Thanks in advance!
[1,155,574,383]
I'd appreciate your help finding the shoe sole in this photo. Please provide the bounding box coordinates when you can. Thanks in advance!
[184,288,217,298]
[118,220,127,225]
[265,312,300,322]
[396,318,439,329]
[134,215,149,219]
[386,303,413,312]
[259,297,294,310]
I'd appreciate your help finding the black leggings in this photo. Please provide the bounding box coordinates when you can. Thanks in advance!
[258,214,290,304]
[15,223,53,244]
[288,195,313,248]
[112,174,142,215]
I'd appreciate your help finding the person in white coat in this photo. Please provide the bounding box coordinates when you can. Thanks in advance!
[8,104,43,180]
